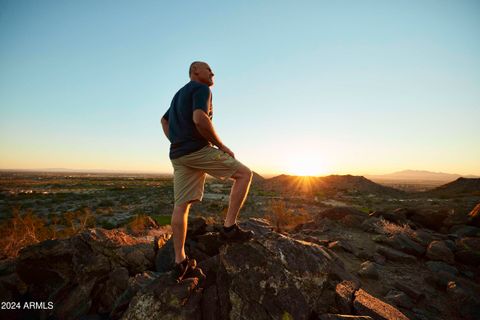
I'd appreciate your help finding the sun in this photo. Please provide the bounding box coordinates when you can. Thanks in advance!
[284,156,329,177]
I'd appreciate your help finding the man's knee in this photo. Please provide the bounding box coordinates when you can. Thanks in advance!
[232,165,252,181]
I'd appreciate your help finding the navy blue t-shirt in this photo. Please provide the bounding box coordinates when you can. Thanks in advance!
[163,81,213,159]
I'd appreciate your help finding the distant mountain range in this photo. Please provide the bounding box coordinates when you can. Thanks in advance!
[365,170,480,182]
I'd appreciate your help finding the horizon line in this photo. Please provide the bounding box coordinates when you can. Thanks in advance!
[0,167,479,179]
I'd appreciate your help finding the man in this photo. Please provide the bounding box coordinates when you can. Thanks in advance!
[161,61,254,282]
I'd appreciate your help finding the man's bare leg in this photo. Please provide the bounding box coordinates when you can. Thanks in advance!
[171,202,191,263]
[224,166,253,227]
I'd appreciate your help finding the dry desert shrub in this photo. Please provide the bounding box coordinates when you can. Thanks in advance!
[266,199,310,232]
[0,207,96,259]
[127,213,158,234]
[375,217,416,238]
[0,208,54,259]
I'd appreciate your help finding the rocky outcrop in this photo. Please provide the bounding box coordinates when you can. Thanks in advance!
[0,217,421,320]
[4,206,480,320]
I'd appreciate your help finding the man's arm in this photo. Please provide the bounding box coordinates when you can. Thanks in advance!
[193,109,235,158]
[161,116,170,141]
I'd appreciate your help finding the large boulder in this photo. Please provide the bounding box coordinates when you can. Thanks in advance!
[408,208,452,231]
[449,225,480,237]
[426,240,455,264]
[353,288,410,320]
[125,218,359,319]
[216,230,352,319]
[376,246,417,264]
[15,228,159,320]
[378,233,425,257]
[455,237,480,266]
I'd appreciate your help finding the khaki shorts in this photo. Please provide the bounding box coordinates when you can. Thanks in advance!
[171,145,245,206]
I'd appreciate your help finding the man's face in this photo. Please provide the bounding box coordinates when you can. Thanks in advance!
[194,63,214,86]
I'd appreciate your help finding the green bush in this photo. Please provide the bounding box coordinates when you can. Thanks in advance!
[151,215,171,226]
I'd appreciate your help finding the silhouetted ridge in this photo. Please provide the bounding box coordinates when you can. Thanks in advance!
[263,174,404,196]
[424,178,480,196]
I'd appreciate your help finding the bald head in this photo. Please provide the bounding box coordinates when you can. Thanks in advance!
[189,61,206,77]
[189,61,214,86]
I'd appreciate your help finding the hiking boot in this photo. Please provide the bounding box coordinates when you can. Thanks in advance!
[173,256,197,282]
[220,223,254,242]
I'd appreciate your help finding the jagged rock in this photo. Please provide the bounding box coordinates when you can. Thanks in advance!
[391,208,416,219]
[443,210,470,227]
[380,233,425,257]
[376,246,416,264]
[353,288,410,320]
[355,249,372,260]
[340,214,365,228]
[411,307,435,320]
[373,254,386,265]
[392,281,425,302]
[369,210,408,225]
[187,216,208,237]
[195,232,224,256]
[426,240,455,264]
[357,261,379,279]
[335,280,359,314]
[443,239,456,252]
[110,271,158,319]
[409,208,451,231]
[15,228,157,320]
[319,314,373,319]
[360,216,382,233]
[319,207,366,221]
[218,233,350,319]
[424,260,458,289]
[412,229,436,247]
[297,234,331,246]
[449,225,480,237]
[384,289,413,309]
[329,240,355,254]
[154,238,175,272]
[0,258,16,276]
[146,218,361,319]
[425,260,458,276]
[468,203,480,227]
[239,218,274,236]
[0,272,26,303]
[200,284,220,320]
[93,266,129,314]
[121,270,205,320]
[455,237,480,266]
[446,280,480,320]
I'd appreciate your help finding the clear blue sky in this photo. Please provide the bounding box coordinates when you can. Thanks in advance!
[1,0,479,176]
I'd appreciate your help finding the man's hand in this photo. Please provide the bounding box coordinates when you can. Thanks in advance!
[219,144,235,158]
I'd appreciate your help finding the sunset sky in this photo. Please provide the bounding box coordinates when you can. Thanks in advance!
[1,0,479,176]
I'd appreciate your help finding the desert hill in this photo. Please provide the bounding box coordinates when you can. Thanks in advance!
[262,174,405,197]
[422,178,480,197]
[251,171,265,184]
